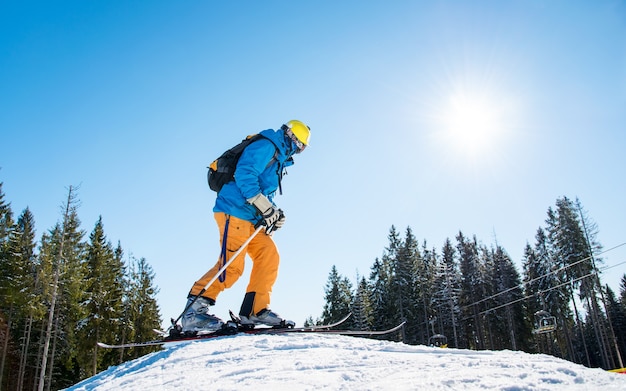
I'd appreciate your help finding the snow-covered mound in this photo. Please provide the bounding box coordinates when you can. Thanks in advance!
[66,334,626,390]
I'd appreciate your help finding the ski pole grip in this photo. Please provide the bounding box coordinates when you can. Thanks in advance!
[265,210,285,235]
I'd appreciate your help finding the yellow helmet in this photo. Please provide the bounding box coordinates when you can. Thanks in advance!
[283,120,311,146]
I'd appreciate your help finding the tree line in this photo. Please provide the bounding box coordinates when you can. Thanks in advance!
[4,176,625,389]
[315,196,626,370]
[0,182,162,391]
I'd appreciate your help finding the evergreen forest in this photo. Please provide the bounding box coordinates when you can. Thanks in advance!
[0,183,161,391]
[2,177,626,390]
[313,196,626,372]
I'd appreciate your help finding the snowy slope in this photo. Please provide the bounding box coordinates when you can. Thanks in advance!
[66,333,626,390]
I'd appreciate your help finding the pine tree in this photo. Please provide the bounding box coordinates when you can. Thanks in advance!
[395,227,422,344]
[7,208,42,390]
[79,217,125,376]
[113,242,129,364]
[351,276,373,331]
[526,227,569,326]
[537,210,576,362]
[431,238,461,348]
[0,182,13,248]
[576,198,623,369]
[34,227,60,387]
[369,226,403,332]
[489,245,531,351]
[605,286,626,363]
[456,232,485,349]
[369,256,393,330]
[522,242,543,353]
[37,186,86,391]
[321,265,353,325]
[546,197,616,368]
[123,257,161,360]
[0,207,41,391]
[479,244,498,350]
[412,239,439,345]
[551,198,594,298]
[0,185,15,390]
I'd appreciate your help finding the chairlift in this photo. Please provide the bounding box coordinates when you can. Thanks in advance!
[427,317,448,348]
[429,334,448,348]
[533,310,557,334]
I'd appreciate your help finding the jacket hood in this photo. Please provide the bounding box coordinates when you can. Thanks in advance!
[258,128,297,162]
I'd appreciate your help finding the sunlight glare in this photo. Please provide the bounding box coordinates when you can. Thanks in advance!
[439,90,504,160]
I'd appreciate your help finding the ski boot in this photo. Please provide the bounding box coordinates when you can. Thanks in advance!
[239,309,295,329]
[181,296,225,336]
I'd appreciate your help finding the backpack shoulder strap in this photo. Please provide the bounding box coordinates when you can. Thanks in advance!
[249,134,284,195]
[251,134,279,162]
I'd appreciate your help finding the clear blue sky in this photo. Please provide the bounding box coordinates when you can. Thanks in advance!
[2,1,625,327]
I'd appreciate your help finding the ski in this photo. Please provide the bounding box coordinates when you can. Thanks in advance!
[297,312,352,330]
[97,326,239,349]
[290,321,406,336]
[151,312,351,338]
[97,313,352,349]
[242,313,356,335]
[228,310,352,332]
[97,314,409,350]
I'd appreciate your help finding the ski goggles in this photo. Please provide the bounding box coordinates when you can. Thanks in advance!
[286,129,306,153]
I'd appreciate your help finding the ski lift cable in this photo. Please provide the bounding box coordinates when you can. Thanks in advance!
[598,259,626,273]
[418,245,626,327]
[474,263,625,318]
[413,255,624,328]
[471,270,599,317]
[466,242,626,310]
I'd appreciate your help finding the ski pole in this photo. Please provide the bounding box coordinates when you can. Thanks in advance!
[172,223,265,327]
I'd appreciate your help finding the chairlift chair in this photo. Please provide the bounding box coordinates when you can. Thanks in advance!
[533,310,557,334]
[429,334,448,348]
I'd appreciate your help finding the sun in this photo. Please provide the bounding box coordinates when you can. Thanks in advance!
[440,90,503,158]
[445,93,499,151]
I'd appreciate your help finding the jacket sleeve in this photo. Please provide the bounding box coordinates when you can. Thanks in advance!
[234,139,277,201]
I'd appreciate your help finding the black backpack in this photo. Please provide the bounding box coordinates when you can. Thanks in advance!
[207,134,276,192]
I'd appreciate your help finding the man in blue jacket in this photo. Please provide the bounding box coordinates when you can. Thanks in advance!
[181,120,310,334]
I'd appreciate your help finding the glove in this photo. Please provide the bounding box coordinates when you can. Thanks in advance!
[247,193,281,229]
[264,209,285,235]
[273,210,286,231]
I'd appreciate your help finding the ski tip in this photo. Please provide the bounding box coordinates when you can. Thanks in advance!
[389,321,407,332]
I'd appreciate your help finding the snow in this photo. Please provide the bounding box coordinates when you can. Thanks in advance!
[66,334,626,391]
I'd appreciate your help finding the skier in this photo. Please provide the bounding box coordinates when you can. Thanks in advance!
[181,120,311,334]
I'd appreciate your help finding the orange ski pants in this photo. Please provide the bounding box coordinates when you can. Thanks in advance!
[189,212,279,316]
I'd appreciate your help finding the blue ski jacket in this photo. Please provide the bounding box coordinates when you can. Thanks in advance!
[213,128,297,224]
